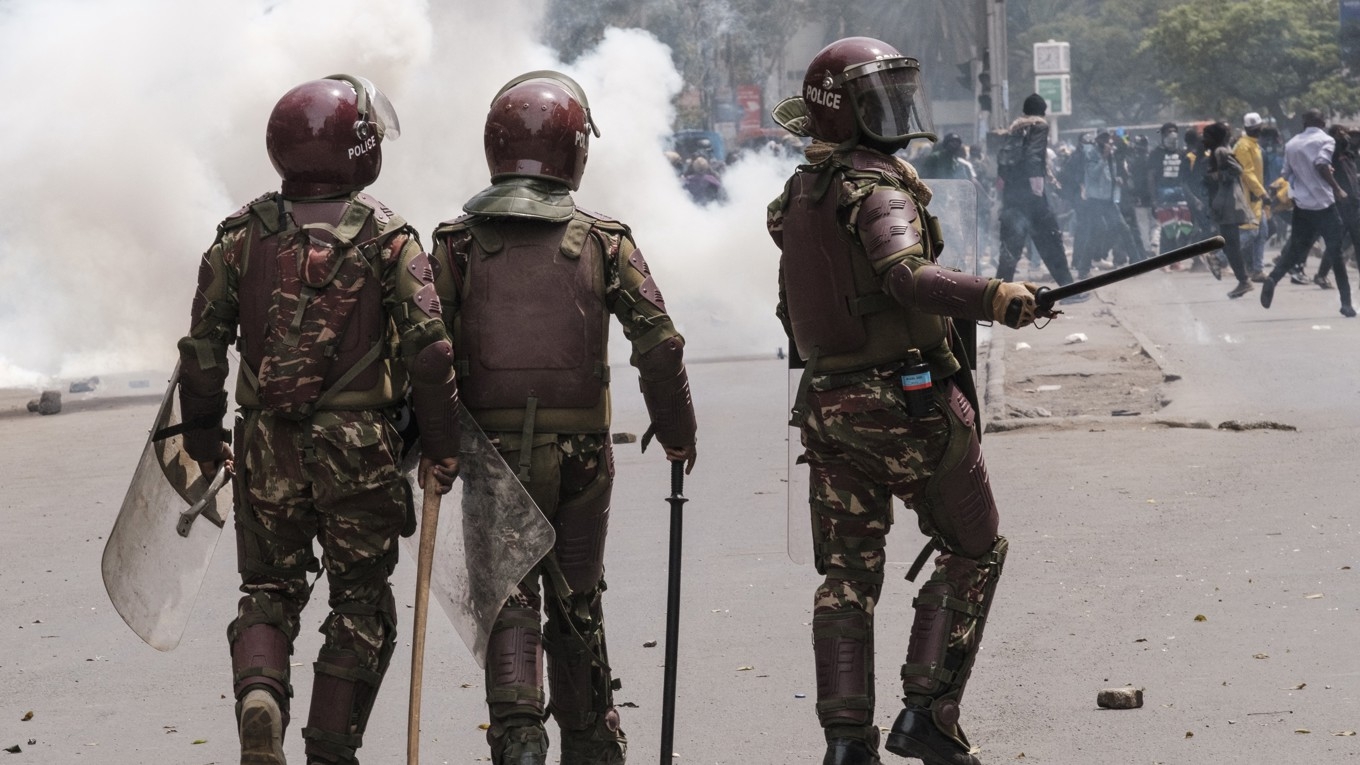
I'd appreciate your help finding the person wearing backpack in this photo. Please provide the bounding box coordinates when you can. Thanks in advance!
[995,94,1078,290]
[176,75,462,765]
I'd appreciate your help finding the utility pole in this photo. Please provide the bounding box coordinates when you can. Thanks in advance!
[985,0,1007,131]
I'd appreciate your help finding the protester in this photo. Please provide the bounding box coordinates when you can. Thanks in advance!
[1200,121,1255,298]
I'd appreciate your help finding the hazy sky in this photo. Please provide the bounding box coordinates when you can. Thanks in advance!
[0,0,792,386]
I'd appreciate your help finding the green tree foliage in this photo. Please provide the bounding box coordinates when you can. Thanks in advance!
[1008,0,1181,127]
[1143,0,1360,124]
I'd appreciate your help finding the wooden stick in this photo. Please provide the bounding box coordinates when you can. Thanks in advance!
[407,483,443,765]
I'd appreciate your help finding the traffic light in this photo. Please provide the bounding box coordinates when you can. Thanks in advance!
[957,61,974,92]
[977,71,992,112]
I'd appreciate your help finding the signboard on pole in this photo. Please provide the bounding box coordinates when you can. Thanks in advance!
[1035,74,1071,116]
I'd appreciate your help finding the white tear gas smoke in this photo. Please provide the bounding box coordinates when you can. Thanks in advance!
[0,0,794,388]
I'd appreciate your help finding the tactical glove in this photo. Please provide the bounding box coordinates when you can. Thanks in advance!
[991,281,1040,328]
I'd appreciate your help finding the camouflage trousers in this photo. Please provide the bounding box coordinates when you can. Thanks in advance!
[228,409,407,685]
[798,368,1001,744]
[480,431,627,764]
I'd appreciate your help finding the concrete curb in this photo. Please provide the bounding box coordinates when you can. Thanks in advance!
[1098,291,1183,383]
[980,289,1184,434]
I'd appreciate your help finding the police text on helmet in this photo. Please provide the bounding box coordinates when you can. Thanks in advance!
[804,85,841,110]
[348,135,378,160]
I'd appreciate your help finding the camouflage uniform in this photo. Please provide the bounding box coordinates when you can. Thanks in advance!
[430,189,696,765]
[771,145,1009,763]
[179,190,459,765]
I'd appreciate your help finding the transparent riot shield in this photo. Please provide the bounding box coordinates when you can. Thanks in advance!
[787,179,979,564]
[404,406,555,667]
[102,363,233,650]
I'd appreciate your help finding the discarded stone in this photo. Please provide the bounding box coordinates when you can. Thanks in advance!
[643,640,657,648]
[1064,333,1088,344]
[69,376,99,393]
[20,711,32,721]
[1014,342,1031,350]
[1034,384,1062,392]
[611,432,638,444]
[27,390,61,415]
[1097,687,1143,709]
[4,744,20,753]
[794,693,806,698]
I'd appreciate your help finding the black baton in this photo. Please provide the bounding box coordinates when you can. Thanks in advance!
[659,460,687,763]
[1034,235,1226,313]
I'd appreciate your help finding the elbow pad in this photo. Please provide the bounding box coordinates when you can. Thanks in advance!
[883,263,997,323]
[409,338,454,385]
[638,367,697,449]
[636,336,685,381]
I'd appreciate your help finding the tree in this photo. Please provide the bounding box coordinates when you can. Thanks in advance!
[1143,0,1360,125]
[1009,0,1180,128]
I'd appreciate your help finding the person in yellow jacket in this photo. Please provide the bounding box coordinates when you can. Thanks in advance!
[1233,113,1269,281]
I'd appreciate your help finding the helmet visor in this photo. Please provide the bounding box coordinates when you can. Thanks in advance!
[354,76,401,141]
[846,61,934,145]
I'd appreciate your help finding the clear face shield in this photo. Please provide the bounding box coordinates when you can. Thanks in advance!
[327,73,402,141]
[842,58,936,146]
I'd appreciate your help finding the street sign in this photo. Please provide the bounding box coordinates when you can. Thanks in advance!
[1035,74,1070,116]
[1033,41,1070,75]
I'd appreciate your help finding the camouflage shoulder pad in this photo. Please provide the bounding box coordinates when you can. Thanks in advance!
[573,207,631,235]
[432,213,476,238]
[841,149,908,186]
[220,192,272,232]
[352,192,408,232]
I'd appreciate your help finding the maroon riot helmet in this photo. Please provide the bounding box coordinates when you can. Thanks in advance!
[801,36,935,148]
[485,70,601,190]
[266,74,401,197]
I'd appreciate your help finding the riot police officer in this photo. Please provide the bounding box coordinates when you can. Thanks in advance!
[430,71,699,765]
[769,38,1046,765]
[178,75,461,765]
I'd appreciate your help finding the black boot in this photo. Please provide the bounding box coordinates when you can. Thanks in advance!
[884,707,981,765]
[824,737,881,765]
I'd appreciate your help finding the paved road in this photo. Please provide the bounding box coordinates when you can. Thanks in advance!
[2,265,1357,764]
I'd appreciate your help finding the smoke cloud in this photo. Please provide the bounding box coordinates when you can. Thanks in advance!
[0,0,792,387]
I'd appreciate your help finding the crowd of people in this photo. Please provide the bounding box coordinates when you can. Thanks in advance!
[909,93,1359,317]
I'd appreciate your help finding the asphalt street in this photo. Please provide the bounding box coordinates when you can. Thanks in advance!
[1,264,1358,764]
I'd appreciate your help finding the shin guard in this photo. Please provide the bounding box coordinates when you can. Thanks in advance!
[302,648,381,763]
[899,537,1008,744]
[813,608,876,743]
[231,623,292,724]
[485,605,547,749]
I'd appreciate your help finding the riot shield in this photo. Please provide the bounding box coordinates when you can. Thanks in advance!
[403,406,554,667]
[787,179,979,564]
[102,363,233,650]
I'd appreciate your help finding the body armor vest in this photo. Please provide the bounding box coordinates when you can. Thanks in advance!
[453,213,611,433]
[235,193,402,416]
[780,164,949,375]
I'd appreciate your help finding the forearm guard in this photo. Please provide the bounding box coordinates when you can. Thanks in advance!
[883,262,1000,323]
[638,365,697,449]
[179,388,228,461]
[408,339,461,460]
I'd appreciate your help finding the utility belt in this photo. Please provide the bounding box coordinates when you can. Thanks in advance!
[809,358,952,393]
